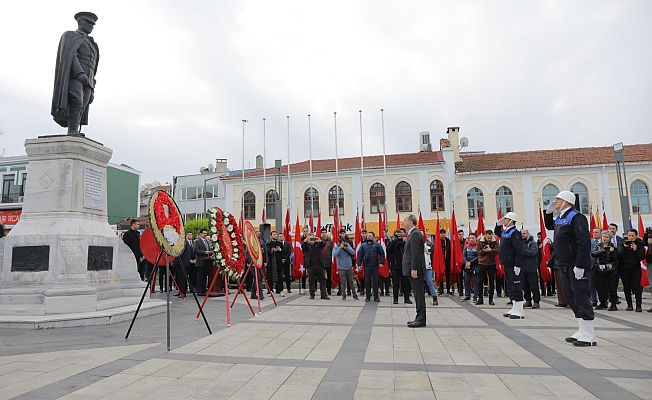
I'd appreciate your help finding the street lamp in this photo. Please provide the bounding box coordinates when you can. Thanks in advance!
[203,175,221,218]
[613,142,631,229]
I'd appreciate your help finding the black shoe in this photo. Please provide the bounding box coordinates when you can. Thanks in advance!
[407,320,414,325]
[433,297,438,306]
[393,300,398,304]
[565,337,578,343]
[342,296,346,300]
[408,321,426,328]
[509,314,525,319]
[506,301,513,306]
[404,299,413,304]
[489,300,495,306]
[573,340,597,347]
[287,289,292,293]
[635,308,642,312]
[532,303,540,309]
[497,293,502,298]
[310,295,315,300]
[321,295,331,300]
[554,304,567,307]
[374,297,381,302]
[524,301,532,308]
[503,312,512,317]
[474,300,484,305]
[365,297,370,302]
[626,306,633,311]
[353,295,359,300]
[648,307,652,313]
[608,305,618,311]
[462,297,470,301]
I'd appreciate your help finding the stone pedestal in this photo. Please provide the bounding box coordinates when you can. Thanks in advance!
[0,136,163,325]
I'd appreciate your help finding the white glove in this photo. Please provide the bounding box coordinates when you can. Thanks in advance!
[514,266,521,276]
[573,267,584,280]
[546,202,556,214]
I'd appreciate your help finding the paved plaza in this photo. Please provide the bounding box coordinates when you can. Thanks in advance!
[1,291,651,400]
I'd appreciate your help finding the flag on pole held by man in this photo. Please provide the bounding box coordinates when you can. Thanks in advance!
[378,211,389,279]
[637,212,649,287]
[433,216,446,286]
[354,209,364,281]
[418,210,426,241]
[292,215,304,278]
[538,208,553,283]
[283,208,291,243]
[316,212,321,236]
[449,210,463,276]
[331,205,341,287]
[309,213,314,234]
[476,207,486,236]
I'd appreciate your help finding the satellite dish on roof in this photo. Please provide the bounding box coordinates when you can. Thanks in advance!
[208,163,215,172]
[460,137,469,148]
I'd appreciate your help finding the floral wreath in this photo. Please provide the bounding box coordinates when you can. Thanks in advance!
[148,191,185,256]
[209,207,245,279]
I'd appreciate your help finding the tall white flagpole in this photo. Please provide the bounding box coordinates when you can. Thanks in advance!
[242,119,247,219]
[308,114,314,220]
[359,110,364,213]
[262,118,267,211]
[334,112,339,196]
[286,116,292,214]
[381,109,387,179]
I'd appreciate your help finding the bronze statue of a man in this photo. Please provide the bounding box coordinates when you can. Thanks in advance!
[51,12,99,136]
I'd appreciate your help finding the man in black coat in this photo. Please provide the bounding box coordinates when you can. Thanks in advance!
[122,219,145,281]
[193,229,213,296]
[544,190,595,347]
[173,232,195,298]
[302,233,329,300]
[387,228,412,305]
[402,215,426,328]
[497,212,528,319]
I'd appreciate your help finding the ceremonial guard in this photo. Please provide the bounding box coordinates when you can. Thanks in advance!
[497,212,527,319]
[545,191,595,347]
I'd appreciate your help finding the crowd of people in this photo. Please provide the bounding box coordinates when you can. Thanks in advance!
[122,194,652,335]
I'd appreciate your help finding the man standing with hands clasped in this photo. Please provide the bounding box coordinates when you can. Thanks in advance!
[544,190,595,347]
[403,215,427,328]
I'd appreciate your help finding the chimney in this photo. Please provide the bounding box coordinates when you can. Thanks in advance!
[439,138,451,150]
[255,155,263,169]
[419,131,432,152]
[446,127,461,162]
[214,158,228,172]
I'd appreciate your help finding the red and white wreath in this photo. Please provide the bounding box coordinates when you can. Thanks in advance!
[209,207,245,280]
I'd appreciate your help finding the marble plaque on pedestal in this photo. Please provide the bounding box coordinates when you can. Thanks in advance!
[83,166,104,211]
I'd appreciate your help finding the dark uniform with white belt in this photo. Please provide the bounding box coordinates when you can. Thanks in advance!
[544,190,595,347]
[497,212,527,319]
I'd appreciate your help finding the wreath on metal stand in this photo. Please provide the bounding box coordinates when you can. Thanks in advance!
[209,207,245,280]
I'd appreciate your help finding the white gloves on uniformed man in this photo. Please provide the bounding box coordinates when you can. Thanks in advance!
[514,266,521,276]
[573,267,584,280]
[546,202,556,214]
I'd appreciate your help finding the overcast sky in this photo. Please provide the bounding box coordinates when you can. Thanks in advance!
[0,1,650,184]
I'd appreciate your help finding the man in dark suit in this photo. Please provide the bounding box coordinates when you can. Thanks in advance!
[193,229,213,296]
[173,232,195,298]
[403,215,426,328]
[122,219,145,280]
[302,233,329,300]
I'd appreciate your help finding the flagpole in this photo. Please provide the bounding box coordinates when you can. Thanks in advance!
[380,108,388,225]
[286,115,292,214]
[242,119,247,220]
[308,114,314,222]
[262,118,267,219]
[334,112,339,194]
[359,110,364,214]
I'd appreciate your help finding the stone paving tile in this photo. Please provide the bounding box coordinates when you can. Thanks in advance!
[607,377,652,400]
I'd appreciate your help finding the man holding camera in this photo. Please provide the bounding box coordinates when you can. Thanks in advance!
[320,229,334,296]
[387,228,412,305]
[302,233,329,300]
[357,231,385,302]
[333,230,358,300]
[618,229,645,312]
[266,231,287,296]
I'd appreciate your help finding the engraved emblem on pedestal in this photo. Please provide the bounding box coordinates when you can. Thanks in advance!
[39,171,56,188]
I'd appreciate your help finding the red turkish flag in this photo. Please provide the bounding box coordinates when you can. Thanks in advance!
[538,208,552,283]
[602,211,609,231]
[316,212,321,236]
[292,215,304,278]
[283,208,291,243]
[476,207,486,236]
[433,216,446,286]
[354,209,364,280]
[396,212,401,231]
[638,213,649,287]
[449,209,463,275]
[378,211,389,279]
[589,211,596,236]
[261,208,266,224]
[418,210,426,241]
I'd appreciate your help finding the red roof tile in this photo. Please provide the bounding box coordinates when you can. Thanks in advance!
[222,151,444,180]
[456,143,652,173]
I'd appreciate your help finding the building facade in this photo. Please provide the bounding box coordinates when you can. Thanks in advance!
[221,129,652,235]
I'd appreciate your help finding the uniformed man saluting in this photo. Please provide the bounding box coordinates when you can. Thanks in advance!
[51,12,99,136]
[544,190,595,347]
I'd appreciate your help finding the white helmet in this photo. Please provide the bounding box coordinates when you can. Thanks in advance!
[556,190,576,205]
[503,212,518,222]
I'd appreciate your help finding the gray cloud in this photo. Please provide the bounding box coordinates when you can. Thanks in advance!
[0,0,650,183]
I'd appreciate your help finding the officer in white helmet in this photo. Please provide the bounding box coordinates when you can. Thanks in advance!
[496,211,528,319]
[544,190,595,347]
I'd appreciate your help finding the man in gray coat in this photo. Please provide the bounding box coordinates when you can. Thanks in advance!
[403,215,426,328]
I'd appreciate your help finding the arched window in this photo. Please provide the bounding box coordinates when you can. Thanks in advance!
[542,184,559,207]
[631,180,650,214]
[430,180,445,212]
[395,181,412,212]
[329,186,344,216]
[304,187,319,218]
[370,183,385,214]
[265,190,278,220]
[571,182,589,214]
[243,191,255,220]
[495,186,514,215]
[467,187,484,219]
